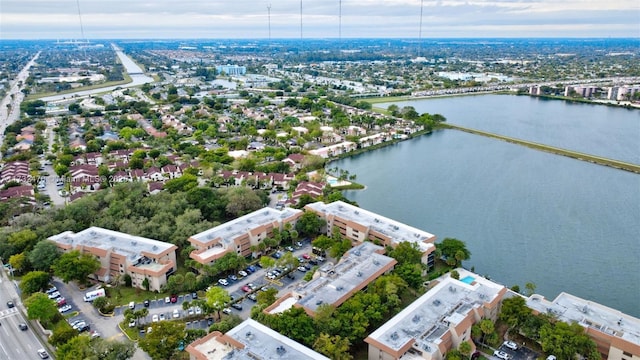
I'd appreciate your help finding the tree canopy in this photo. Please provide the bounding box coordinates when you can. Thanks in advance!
[53,250,101,285]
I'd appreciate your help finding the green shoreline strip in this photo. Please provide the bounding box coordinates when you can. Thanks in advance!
[443,123,640,174]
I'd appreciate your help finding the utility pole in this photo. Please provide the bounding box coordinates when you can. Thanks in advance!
[267,4,272,42]
[339,0,342,40]
[418,0,424,57]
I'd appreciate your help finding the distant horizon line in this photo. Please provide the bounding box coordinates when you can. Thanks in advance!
[1,36,639,41]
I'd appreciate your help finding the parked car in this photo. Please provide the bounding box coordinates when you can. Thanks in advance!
[170,294,178,303]
[238,270,248,277]
[195,306,202,315]
[248,293,257,302]
[159,313,166,321]
[191,292,198,299]
[45,286,58,294]
[47,291,61,299]
[77,324,90,332]
[164,296,171,304]
[143,299,150,307]
[218,278,229,286]
[285,246,294,252]
[231,303,243,310]
[227,274,238,282]
[222,308,232,315]
[297,266,307,272]
[58,304,72,313]
[494,351,511,360]
[302,253,311,259]
[503,341,518,351]
[173,309,180,318]
[72,321,87,330]
[247,265,257,272]
[241,285,251,292]
[247,283,257,290]
[56,297,66,306]
[152,314,159,322]
[128,320,136,328]
[207,318,214,326]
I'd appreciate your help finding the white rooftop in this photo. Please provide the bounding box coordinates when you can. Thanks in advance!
[295,242,396,313]
[49,227,175,262]
[367,269,504,355]
[190,207,302,246]
[306,201,436,252]
[224,319,330,360]
[526,292,640,347]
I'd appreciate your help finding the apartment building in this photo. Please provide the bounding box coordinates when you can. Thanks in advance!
[365,269,507,360]
[304,201,437,267]
[188,207,303,265]
[186,318,330,360]
[48,227,178,291]
[264,242,397,317]
[526,293,640,360]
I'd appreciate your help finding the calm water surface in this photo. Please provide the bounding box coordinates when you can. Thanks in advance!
[335,96,640,317]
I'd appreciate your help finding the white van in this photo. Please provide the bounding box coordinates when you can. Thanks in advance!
[128,301,135,310]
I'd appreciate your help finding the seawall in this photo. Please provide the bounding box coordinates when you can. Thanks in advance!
[443,124,640,174]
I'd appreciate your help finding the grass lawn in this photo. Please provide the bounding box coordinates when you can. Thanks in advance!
[106,286,170,307]
[27,73,133,100]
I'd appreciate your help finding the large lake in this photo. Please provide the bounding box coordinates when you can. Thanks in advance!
[334,95,640,317]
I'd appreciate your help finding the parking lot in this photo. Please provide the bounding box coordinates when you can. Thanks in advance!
[45,239,324,355]
[493,341,540,360]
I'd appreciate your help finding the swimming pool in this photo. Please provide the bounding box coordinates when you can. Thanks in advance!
[460,276,475,285]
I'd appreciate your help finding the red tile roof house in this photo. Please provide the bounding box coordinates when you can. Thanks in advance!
[148,181,164,195]
[130,169,146,182]
[0,185,35,203]
[0,161,31,185]
[68,165,101,194]
[282,153,305,171]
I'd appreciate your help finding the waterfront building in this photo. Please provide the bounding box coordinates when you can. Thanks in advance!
[304,201,437,266]
[186,318,329,360]
[365,269,507,360]
[526,293,640,360]
[188,207,303,265]
[264,242,397,317]
[48,227,178,291]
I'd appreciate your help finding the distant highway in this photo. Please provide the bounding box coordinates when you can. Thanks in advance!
[0,52,40,158]
[40,45,153,102]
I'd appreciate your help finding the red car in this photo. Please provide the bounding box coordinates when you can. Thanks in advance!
[56,298,66,306]
[241,285,251,292]
[170,295,178,303]
[302,253,311,259]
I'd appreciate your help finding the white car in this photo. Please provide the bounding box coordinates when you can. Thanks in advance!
[194,306,202,315]
[165,296,170,304]
[47,291,61,299]
[58,304,72,313]
[173,309,180,318]
[152,314,159,322]
[238,270,248,277]
[503,341,518,351]
[494,351,511,360]
[159,313,166,321]
[188,307,194,316]
[128,319,136,328]
[222,308,232,315]
[218,278,229,286]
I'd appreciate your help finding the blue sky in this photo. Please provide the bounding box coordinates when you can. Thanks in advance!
[1,0,638,39]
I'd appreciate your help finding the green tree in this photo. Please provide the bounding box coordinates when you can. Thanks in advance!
[164,174,198,193]
[8,229,38,253]
[28,241,61,272]
[459,341,473,360]
[224,186,263,217]
[9,252,29,273]
[540,321,598,360]
[436,238,471,266]
[25,292,58,324]
[138,321,186,360]
[205,286,231,320]
[388,241,423,265]
[56,335,92,360]
[479,319,495,345]
[259,256,276,269]
[313,333,353,360]
[49,321,79,346]
[93,296,108,312]
[295,211,326,237]
[53,250,101,285]
[499,296,531,328]
[525,282,537,296]
[19,271,51,295]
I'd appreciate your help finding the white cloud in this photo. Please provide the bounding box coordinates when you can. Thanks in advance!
[0,0,637,38]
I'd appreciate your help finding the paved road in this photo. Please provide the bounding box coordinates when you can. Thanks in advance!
[0,51,40,158]
[0,263,51,360]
